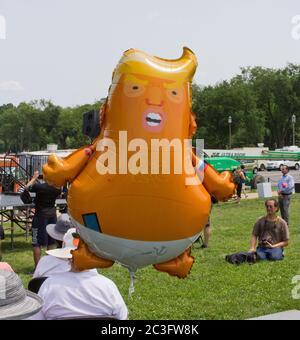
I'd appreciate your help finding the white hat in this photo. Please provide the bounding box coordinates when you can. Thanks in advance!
[0,270,43,320]
[46,228,78,259]
[46,213,73,241]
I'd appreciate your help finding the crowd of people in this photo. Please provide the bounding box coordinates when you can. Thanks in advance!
[0,164,297,319]
[0,172,128,320]
[0,213,128,320]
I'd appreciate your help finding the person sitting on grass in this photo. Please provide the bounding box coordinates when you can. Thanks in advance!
[249,199,289,261]
[33,214,75,278]
[28,257,128,320]
[0,270,43,320]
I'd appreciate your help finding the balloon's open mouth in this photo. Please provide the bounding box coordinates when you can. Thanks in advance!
[146,113,162,127]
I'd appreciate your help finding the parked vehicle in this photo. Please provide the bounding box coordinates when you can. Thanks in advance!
[266,160,300,171]
[0,155,21,193]
[205,157,265,189]
[1,147,74,194]
[257,160,268,171]
[239,160,257,174]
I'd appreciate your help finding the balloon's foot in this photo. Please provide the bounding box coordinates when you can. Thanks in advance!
[153,248,194,279]
[71,239,114,271]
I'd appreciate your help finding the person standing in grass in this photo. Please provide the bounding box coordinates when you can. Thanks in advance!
[200,196,218,248]
[25,171,61,268]
[277,165,294,225]
[249,199,289,261]
[233,167,245,204]
[240,164,248,199]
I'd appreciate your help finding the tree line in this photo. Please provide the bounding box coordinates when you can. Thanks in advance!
[0,64,299,153]
[0,100,100,153]
[192,64,300,149]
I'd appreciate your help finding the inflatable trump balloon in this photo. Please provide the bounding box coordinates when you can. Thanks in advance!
[43,47,235,280]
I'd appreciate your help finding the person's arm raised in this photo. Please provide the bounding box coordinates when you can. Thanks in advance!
[25,171,39,190]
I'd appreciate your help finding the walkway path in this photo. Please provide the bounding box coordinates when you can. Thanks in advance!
[244,191,278,200]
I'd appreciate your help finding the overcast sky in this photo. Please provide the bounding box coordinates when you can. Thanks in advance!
[0,0,299,107]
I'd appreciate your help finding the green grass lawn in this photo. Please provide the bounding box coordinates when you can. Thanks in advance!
[1,195,300,320]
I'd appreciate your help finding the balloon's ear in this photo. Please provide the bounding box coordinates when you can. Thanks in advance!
[189,112,197,138]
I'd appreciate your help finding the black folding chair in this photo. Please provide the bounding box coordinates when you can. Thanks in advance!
[28,276,48,294]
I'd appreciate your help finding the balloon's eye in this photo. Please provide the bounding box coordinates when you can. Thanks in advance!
[124,82,145,97]
[166,88,184,103]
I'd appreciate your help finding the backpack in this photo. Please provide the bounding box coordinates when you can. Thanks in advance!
[225,251,257,265]
[233,170,242,185]
[20,188,33,204]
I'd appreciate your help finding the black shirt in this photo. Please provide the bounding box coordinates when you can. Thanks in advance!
[29,182,61,217]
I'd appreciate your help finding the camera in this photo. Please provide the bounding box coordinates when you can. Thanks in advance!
[262,239,271,246]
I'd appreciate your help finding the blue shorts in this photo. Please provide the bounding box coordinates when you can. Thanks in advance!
[32,215,57,247]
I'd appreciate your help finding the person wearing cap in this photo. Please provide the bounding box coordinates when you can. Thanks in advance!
[0,270,43,320]
[29,250,128,320]
[25,171,62,268]
[33,214,75,278]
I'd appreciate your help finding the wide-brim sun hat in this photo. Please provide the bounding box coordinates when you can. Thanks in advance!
[46,213,73,241]
[45,246,75,259]
[0,270,43,320]
[46,224,64,242]
[46,228,78,259]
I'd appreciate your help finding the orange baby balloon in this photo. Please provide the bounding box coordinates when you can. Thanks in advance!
[43,48,235,278]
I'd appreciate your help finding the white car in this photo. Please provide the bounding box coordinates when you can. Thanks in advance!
[266,160,300,171]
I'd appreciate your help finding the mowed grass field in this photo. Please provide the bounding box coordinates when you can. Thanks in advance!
[1,195,300,320]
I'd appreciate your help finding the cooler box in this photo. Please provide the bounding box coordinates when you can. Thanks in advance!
[257,182,272,198]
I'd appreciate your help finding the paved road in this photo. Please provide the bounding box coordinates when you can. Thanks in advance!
[256,170,300,185]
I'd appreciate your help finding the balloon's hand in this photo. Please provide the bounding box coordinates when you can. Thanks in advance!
[213,171,236,202]
[43,146,95,187]
[43,154,68,187]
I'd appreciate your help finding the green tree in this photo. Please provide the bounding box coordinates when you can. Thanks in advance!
[241,65,300,148]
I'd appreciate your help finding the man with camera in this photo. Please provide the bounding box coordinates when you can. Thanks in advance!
[249,199,289,261]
